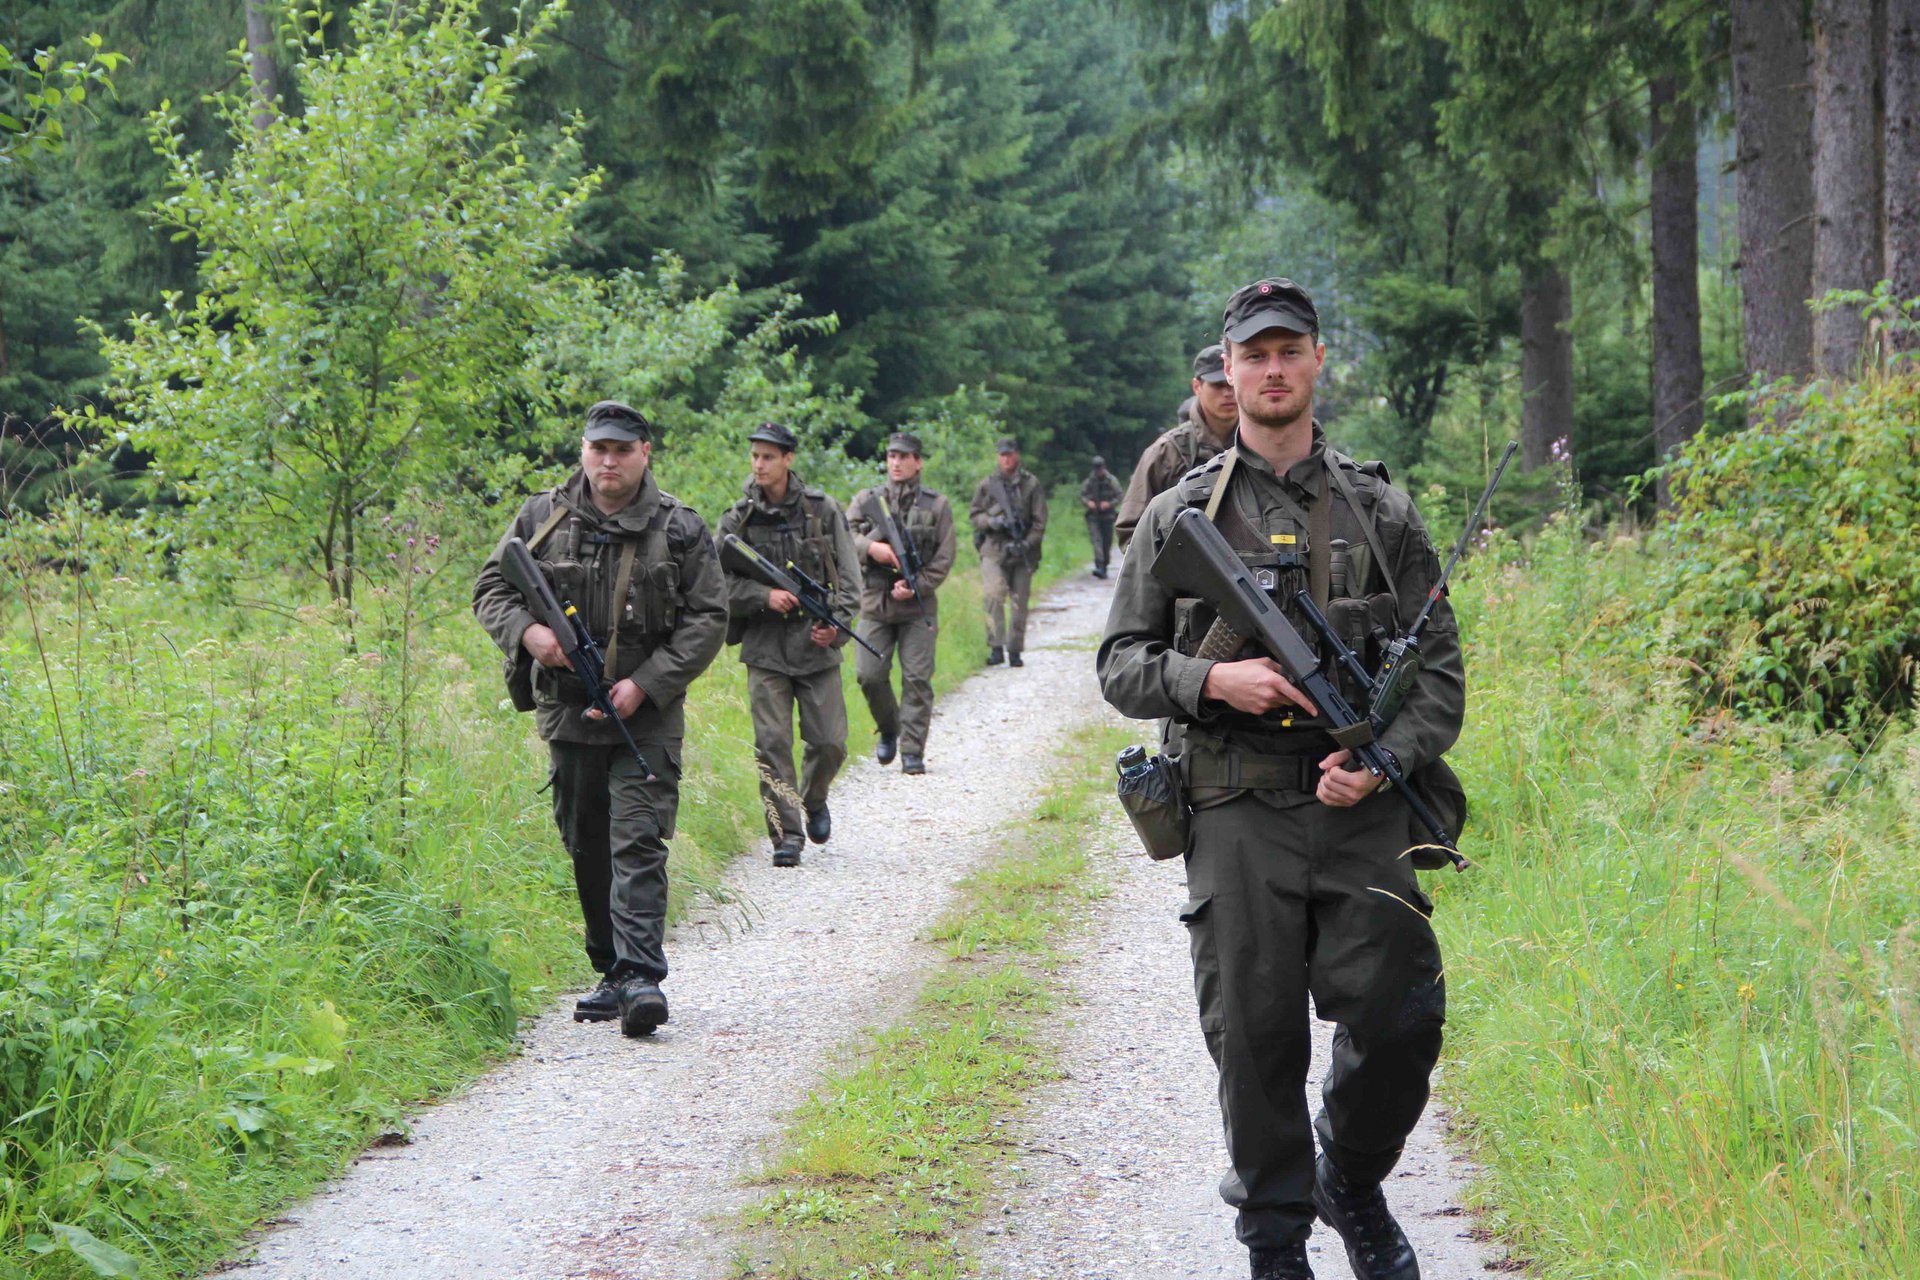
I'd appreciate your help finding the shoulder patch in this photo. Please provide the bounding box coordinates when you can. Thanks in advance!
[1359,459,1391,485]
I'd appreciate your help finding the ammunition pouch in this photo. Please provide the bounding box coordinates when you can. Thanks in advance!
[1117,749,1190,860]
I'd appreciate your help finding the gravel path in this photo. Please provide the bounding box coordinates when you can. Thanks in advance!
[214,574,1118,1280]
[968,725,1514,1280]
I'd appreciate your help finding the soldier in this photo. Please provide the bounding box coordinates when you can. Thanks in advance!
[474,400,727,1038]
[1115,343,1241,550]
[716,422,863,869]
[1079,455,1122,578]
[845,431,958,774]
[1098,280,1463,1280]
[968,437,1048,666]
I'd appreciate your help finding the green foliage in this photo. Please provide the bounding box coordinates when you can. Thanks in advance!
[1439,521,1920,1278]
[0,33,123,168]
[1652,370,1920,735]
[90,0,595,604]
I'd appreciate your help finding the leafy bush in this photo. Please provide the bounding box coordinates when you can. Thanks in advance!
[1652,369,1920,735]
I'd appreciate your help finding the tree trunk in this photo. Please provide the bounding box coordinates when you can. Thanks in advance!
[1812,0,1883,374]
[243,0,280,133]
[1520,259,1574,471]
[1887,0,1920,350]
[1732,0,1816,383]
[1651,72,1704,508]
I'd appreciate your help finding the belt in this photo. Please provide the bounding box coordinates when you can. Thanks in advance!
[1183,747,1318,793]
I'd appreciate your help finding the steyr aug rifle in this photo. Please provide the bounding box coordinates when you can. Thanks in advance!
[874,494,931,626]
[718,534,881,658]
[500,536,656,781]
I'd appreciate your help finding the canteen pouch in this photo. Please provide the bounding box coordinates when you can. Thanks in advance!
[1406,756,1469,871]
[1118,750,1191,860]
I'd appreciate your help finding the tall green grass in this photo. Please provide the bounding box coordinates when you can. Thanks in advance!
[0,488,1088,1277]
[1438,515,1919,1277]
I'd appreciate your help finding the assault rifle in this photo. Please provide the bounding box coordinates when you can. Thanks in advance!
[718,533,881,658]
[991,474,1030,565]
[500,536,656,781]
[1150,508,1468,870]
[874,494,931,626]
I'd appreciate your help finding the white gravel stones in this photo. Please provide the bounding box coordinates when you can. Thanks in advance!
[213,573,1119,1280]
[967,749,1509,1280]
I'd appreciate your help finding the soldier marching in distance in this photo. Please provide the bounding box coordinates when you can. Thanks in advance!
[969,436,1048,667]
[1116,343,1241,550]
[1080,454,1122,578]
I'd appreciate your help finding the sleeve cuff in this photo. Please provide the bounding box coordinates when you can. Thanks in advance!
[1376,726,1426,775]
[1170,655,1216,719]
[501,609,536,658]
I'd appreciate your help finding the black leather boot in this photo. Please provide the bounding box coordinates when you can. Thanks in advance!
[572,975,619,1023]
[772,833,805,867]
[805,803,831,844]
[986,646,1004,665]
[1249,1242,1314,1279]
[1312,1154,1419,1280]
[616,976,669,1038]
[875,732,898,765]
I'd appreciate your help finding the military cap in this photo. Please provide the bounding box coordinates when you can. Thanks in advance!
[885,430,923,456]
[1092,455,1107,467]
[996,437,1019,454]
[1222,278,1320,344]
[1192,343,1228,384]
[584,400,651,442]
[747,421,798,451]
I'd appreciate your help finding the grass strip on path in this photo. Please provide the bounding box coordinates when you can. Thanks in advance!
[735,719,1135,1280]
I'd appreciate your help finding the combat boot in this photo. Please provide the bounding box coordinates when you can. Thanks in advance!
[805,803,832,844]
[773,833,805,868]
[1007,650,1024,667]
[616,976,669,1038]
[572,975,619,1024]
[1313,1154,1419,1280]
[987,646,1005,665]
[900,752,925,775]
[1249,1243,1314,1279]
[875,732,898,765]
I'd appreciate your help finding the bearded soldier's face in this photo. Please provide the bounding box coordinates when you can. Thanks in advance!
[1225,330,1325,432]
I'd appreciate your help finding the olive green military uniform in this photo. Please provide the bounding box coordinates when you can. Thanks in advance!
[1079,465,1122,575]
[968,467,1048,654]
[845,480,957,757]
[717,477,863,842]
[1115,402,1235,551]
[474,468,727,984]
[1096,426,1465,1252]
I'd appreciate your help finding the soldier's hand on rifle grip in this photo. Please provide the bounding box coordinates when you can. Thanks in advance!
[1201,658,1320,718]
[808,622,837,649]
[523,623,573,670]
[890,579,915,602]
[767,588,800,614]
[583,678,646,722]
[868,541,899,569]
[1315,748,1385,807]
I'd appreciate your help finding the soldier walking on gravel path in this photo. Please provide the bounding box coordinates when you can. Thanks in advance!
[845,431,957,775]
[1079,455,1121,578]
[969,437,1048,667]
[473,401,727,1037]
[1115,343,1241,550]
[1098,280,1465,1280]
[716,423,864,869]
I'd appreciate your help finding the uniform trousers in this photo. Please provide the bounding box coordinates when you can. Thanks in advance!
[980,554,1034,651]
[1086,512,1116,573]
[855,616,938,755]
[1180,784,1446,1249]
[548,738,681,983]
[747,664,848,838]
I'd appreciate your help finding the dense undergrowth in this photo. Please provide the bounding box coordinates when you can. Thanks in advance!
[1437,425,1918,1275]
[0,485,1090,1278]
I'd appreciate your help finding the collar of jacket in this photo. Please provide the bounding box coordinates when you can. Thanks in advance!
[884,479,923,506]
[558,466,662,533]
[1228,421,1327,498]
[743,474,808,517]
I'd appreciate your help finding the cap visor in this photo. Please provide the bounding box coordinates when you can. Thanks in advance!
[584,423,644,442]
[1224,308,1315,344]
[1198,371,1230,384]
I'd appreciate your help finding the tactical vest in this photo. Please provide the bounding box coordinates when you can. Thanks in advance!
[1169,449,1401,742]
[524,491,683,695]
[737,487,839,591]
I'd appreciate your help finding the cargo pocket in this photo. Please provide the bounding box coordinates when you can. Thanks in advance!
[1179,895,1224,1033]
